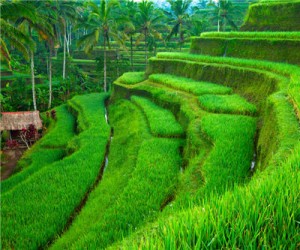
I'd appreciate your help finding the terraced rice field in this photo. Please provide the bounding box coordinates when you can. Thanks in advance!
[1,1,299,249]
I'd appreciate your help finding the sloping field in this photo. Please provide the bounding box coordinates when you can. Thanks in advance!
[1,2,300,249]
[190,32,300,64]
[241,0,300,31]
[1,93,110,249]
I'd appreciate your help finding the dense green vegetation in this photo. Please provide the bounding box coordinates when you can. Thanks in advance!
[241,0,300,31]
[109,142,299,249]
[1,0,299,249]
[131,96,184,137]
[51,99,183,249]
[1,93,110,249]
[117,72,146,85]
[149,73,232,95]
[200,31,300,39]
[1,104,75,194]
[0,0,249,112]
[198,94,257,115]
[190,35,300,64]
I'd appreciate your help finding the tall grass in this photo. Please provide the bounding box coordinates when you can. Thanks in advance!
[109,142,300,250]
[150,52,300,111]
[190,36,300,65]
[108,52,299,248]
[155,52,300,77]
[39,104,76,148]
[199,31,300,39]
[149,74,232,95]
[55,138,182,250]
[198,94,257,115]
[198,114,257,196]
[51,99,151,249]
[51,98,183,249]
[1,93,110,249]
[131,96,184,137]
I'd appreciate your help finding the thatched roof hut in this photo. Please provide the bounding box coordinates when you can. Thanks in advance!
[0,111,42,131]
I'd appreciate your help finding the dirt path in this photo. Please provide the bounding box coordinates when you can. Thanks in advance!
[1,149,25,181]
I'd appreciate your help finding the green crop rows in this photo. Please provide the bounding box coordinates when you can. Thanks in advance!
[2,1,300,249]
[1,93,110,249]
[131,96,184,137]
[117,71,146,85]
[149,74,232,95]
[198,94,257,115]
[200,31,300,39]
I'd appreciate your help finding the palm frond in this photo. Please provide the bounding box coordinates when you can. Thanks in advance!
[77,29,99,54]
[0,19,34,57]
[135,32,144,46]
[0,38,11,69]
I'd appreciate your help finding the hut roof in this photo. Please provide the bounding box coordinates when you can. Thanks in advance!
[0,111,43,131]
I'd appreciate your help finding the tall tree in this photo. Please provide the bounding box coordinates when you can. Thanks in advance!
[16,1,53,111]
[119,0,138,71]
[55,1,81,80]
[34,0,58,109]
[209,0,239,32]
[77,0,121,92]
[165,0,192,50]
[135,0,164,66]
[0,2,35,69]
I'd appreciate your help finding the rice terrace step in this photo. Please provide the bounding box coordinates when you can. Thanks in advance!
[1,0,299,249]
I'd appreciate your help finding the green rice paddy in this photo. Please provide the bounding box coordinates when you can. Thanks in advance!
[2,1,300,249]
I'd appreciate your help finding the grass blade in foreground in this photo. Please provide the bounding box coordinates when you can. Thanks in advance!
[52,137,182,249]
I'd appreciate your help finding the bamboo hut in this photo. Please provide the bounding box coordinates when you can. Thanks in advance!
[0,111,42,140]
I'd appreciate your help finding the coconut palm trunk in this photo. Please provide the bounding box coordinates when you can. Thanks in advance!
[29,27,37,111]
[130,35,133,71]
[48,49,53,109]
[144,30,148,66]
[103,36,107,92]
[30,51,37,111]
[63,23,67,79]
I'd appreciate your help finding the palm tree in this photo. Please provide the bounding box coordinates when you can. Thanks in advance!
[16,1,53,111]
[0,2,35,69]
[190,3,210,36]
[55,1,81,80]
[135,0,164,66]
[119,0,138,71]
[209,0,239,32]
[165,0,192,50]
[33,0,58,109]
[77,0,121,92]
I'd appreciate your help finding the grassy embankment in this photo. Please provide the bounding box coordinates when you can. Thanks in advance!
[1,104,75,194]
[190,32,300,64]
[106,51,300,248]
[1,93,110,250]
[51,97,184,249]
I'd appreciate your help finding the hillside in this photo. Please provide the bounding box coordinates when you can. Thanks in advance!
[1,1,299,249]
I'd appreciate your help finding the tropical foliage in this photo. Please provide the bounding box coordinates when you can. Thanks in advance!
[2,1,299,249]
[1,0,246,112]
